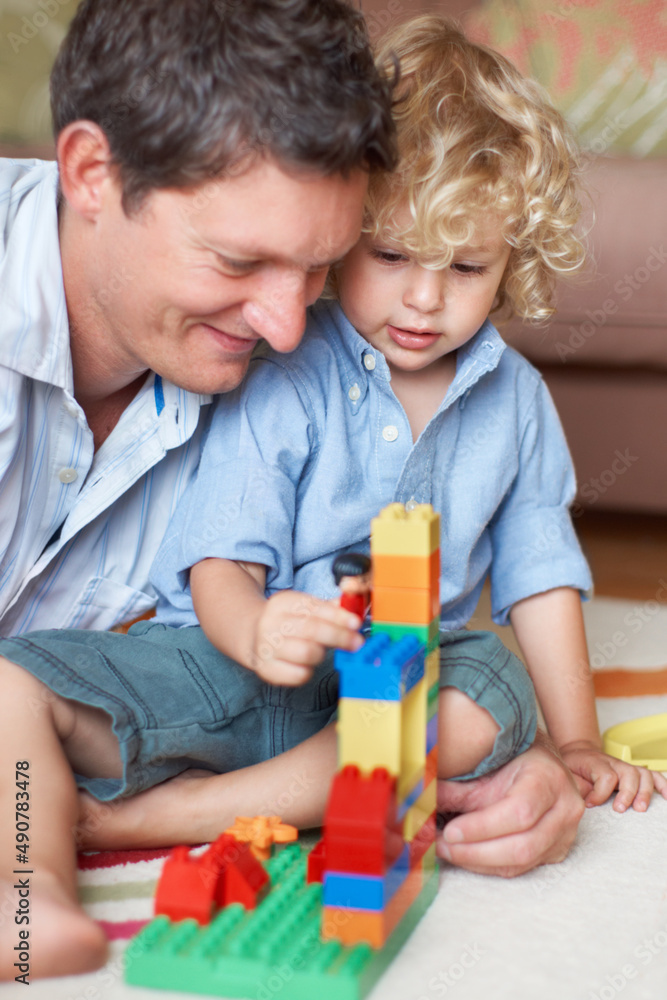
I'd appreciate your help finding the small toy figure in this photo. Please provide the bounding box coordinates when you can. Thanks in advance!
[332,552,372,621]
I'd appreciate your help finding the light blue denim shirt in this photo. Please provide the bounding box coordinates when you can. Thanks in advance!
[152,299,591,630]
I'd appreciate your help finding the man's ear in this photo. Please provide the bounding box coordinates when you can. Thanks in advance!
[56,122,115,221]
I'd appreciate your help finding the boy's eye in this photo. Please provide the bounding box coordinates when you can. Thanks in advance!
[369,247,409,265]
[451,262,487,276]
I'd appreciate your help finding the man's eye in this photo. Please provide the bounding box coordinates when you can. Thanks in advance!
[220,257,257,272]
[451,262,487,276]
[369,247,409,264]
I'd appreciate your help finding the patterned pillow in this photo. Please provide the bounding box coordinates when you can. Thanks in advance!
[465,0,667,157]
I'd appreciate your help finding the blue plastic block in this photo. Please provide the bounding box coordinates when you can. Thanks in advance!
[323,843,410,912]
[384,844,410,902]
[426,712,438,754]
[335,633,424,701]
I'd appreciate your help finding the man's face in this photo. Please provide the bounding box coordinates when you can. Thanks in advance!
[89,158,368,394]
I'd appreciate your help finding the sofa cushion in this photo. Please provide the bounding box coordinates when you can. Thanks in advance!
[504,155,667,371]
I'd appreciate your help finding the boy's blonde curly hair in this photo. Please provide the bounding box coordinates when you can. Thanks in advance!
[350,15,586,322]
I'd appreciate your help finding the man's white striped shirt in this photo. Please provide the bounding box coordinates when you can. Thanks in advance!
[0,159,209,635]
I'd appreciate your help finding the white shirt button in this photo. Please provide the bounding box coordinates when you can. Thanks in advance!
[348,384,361,402]
[58,467,78,484]
[405,498,417,510]
[382,425,399,442]
[64,400,79,418]
[363,354,376,371]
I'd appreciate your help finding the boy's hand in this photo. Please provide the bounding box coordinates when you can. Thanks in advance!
[560,740,667,813]
[250,590,363,686]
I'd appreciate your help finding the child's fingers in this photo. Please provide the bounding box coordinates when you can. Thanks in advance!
[254,656,314,687]
[583,766,620,807]
[651,770,667,800]
[624,766,656,813]
[608,763,643,813]
[292,605,363,651]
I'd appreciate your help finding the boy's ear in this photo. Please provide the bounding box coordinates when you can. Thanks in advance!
[57,121,116,222]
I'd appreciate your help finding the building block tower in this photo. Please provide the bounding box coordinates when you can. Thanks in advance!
[319,503,440,949]
[125,502,441,999]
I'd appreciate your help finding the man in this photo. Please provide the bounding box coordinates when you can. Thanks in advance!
[0,0,582,925]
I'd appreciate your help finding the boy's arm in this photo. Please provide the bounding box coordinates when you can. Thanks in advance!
[510,586,667,811]
[190,557,363,686]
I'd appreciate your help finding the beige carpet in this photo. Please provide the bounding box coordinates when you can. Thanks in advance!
[7,594,667,1000]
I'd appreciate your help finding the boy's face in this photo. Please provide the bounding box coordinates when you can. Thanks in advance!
[336,215,511,375]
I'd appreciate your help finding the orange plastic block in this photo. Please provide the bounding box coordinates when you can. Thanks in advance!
[321,864,424,948]
[372,549,440,591]
[425,745,438,785]
[372,585,439,626]
[322,907,386,948]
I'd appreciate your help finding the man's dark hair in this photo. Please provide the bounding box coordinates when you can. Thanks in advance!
[332,552,372,585]
[50,0,396,213]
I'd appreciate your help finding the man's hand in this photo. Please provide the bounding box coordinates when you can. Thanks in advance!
[250,590,363,686]
[560,739,667,813]
[436,734,585,877]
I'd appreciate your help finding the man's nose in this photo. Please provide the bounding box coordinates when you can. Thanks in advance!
[242,267,319,354]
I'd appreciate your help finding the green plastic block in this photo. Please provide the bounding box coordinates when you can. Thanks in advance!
[371,618,439,654]
[125,843,439,1000]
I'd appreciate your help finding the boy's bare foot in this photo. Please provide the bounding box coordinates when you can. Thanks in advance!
[0,876,108,980]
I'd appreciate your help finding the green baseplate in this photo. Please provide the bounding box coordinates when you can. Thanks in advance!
[124,842,438,1000]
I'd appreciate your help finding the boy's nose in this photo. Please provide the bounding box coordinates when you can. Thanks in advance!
[404,269,445,313]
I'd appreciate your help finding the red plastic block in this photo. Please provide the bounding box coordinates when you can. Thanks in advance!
[307,838,327,884]
[324,765,403,875]
[207,833,269,910]
[155,834,269,924]
[154,845,217,924]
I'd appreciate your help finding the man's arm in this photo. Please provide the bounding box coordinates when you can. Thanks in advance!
[436,730,585,877]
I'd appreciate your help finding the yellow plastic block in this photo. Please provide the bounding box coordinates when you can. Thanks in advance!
[372,549,440,590]
[338,697,402,775]
[425,648,439,691]
[371,503,440,557]
[398,678,426,801]
[403,778,436,842]
[372,585,439,626]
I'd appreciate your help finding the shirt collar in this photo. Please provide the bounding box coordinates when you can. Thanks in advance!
[309,299,386,414]
[0,159,210,433]
[0,159,72,389]
[310,299,506,413]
